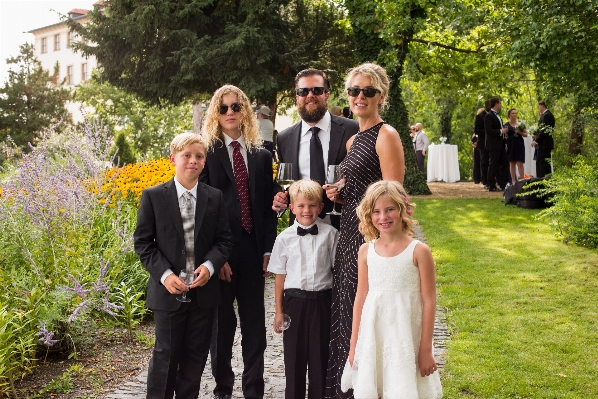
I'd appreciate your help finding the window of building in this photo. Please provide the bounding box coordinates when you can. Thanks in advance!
[67,31,76,47]
[67,65,74,86]
[81,63,88,82]
[54,34,60,51]
[41,37,48,54]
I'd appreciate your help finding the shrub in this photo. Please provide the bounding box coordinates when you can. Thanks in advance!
[539,156,598,248]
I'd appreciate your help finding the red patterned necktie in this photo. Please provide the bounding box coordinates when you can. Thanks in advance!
[231,141,254,233]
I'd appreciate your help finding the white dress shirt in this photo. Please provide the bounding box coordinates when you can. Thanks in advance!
[160,177,214,284]
[222,133,249,168]
[298,111,332,181]
[267,220,338,291]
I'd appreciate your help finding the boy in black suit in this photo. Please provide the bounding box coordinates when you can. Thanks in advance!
[200,85,278,399]
[134,132,233,399]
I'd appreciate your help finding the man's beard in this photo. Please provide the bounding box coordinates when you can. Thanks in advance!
[298,101,327,124]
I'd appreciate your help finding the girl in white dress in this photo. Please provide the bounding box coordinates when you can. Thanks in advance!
[341,180,442,399]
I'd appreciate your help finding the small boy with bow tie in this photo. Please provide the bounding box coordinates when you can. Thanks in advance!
[268,179,338,399]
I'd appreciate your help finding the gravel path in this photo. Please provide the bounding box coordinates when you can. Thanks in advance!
[106,225,448,399]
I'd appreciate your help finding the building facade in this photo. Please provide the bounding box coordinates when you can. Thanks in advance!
[28,4,103,87]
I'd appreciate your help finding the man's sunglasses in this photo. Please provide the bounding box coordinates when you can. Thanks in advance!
[219,103,242,114]
[347,87,381,98]
[295,87,327,97]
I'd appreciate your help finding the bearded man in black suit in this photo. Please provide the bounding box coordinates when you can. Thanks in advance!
[272,68,359,230]
[532,100,556,178]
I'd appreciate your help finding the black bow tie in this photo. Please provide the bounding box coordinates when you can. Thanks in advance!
[297,225,318,236]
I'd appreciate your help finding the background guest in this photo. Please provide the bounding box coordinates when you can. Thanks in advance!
[504,108,528,183]
[532,100,556,178]
[256,105,275,157]
[413,122,429,175]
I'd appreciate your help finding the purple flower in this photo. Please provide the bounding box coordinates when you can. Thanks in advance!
[101,292,123,317]
[68,299,91,323]
[92,259,111,292]
[35,325,58,346]
[58,274,91,298]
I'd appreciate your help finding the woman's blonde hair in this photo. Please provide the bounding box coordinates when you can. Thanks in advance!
[345,62,391,112]
[356,180,416,242]
[201,85,262,151]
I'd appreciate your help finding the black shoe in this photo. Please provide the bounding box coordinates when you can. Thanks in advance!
[483,185,490,190]
[488,187,499,192]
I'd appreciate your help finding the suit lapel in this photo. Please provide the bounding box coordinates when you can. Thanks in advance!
[289,124,301,180]
[328,118,344,167]
[194,183,208,240]
[215,142,236,187]
[163,180,185,243]
[247,148,257,207]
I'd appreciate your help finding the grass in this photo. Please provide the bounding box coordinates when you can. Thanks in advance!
[415,198,598,398]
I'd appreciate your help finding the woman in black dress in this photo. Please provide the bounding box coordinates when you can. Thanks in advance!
[505,108,528,183]
[323,63,405,398]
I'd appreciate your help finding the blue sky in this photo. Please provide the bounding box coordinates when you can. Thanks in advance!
[0,0,96,84]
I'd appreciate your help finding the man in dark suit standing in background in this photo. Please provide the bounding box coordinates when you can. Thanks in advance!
[532,100,556,178]
[484,97,509,191]
[273,68,359,230]
[474,99,491,187]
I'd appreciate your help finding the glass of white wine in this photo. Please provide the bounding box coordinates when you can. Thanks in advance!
[276,163,294,217]
[326,165,344,215]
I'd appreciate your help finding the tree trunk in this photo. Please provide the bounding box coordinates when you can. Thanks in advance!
[567,105,584,164]
[192,102,203,134]
[350,17,430,195]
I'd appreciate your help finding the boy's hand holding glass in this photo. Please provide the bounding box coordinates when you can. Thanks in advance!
[273,313,291,334]
[176,271,194,302]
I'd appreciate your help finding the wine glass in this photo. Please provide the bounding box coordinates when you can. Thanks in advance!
[275,313,291,332]
[276,163,294,217]
[326,165,344,215]
[176,270,193,302]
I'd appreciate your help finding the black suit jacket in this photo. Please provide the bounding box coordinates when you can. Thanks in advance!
[536,109,555,154]
[134,179,233,311]
[474,110,487,150]
[199,141,278,260]
[484,110,505,152]
[276,114,359,216]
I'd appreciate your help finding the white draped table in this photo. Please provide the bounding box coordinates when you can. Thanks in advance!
[427,144,460,183]
[520,134,537,178]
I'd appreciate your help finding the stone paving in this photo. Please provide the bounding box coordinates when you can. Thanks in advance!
[107,227,448,398]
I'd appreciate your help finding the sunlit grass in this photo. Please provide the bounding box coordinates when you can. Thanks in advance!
[415,198,598,398]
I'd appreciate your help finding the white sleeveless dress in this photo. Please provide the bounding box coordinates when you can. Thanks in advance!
[341,239,442,399]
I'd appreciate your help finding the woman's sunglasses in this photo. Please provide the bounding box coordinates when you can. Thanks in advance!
[347,87,381,98]
[295,87,327,97]
[219,103,242,114]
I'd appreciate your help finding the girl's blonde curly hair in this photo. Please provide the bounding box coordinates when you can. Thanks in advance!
[356,180,416,242]
[201,85,262,151]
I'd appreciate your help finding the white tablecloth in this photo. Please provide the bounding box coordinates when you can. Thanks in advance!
[427,144,460,183]
[520,135,537,178]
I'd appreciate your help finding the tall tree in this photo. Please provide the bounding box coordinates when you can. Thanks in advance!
[497,0,598,158]
[343,0,432,194]
[0,43,71,151]
[67,0,354,113]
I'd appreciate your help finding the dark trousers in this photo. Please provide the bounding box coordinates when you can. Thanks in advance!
[536,150,551,178]
[147,300,214,399]
[473,147,481,183]
[415,150,426,175]
[480,148,489,186]
[283,291,332,399]
[211,229,266,398]
[487,149,508,189]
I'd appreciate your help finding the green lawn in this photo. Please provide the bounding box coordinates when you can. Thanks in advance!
[415,198,598,398]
